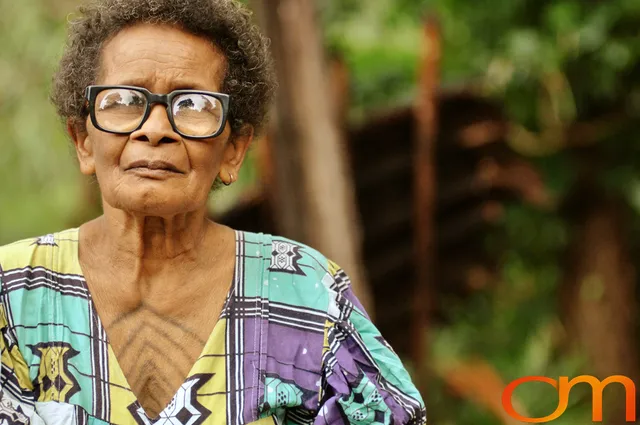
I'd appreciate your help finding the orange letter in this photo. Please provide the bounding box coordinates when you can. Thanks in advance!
[502,376,568,423]
[560,375,636,422]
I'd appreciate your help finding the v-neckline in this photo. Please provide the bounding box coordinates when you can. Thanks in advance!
[72,227,240,421]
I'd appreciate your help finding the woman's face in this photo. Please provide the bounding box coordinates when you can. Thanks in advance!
[71,23,250,217]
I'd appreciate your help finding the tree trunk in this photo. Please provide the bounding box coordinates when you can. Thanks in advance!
[561,184,639,424]
[256,0,373,314]
[411,16,441,395]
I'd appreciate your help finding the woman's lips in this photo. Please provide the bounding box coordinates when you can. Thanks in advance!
[125,160,185,179]
[126,160,184,174]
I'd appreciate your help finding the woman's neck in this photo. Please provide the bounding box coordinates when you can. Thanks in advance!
[78,198,236,318]
[94,201,215,263]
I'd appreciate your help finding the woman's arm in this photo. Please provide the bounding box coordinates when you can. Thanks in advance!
[315,261,426,425]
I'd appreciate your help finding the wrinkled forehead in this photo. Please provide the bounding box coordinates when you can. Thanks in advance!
[97,23,227,93]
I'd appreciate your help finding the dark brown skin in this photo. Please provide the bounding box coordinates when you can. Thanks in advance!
[69,24,253,418]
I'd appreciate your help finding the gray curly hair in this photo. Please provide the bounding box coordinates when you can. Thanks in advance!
[51,0,277,137]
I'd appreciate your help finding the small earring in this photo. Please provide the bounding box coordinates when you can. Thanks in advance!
[223,171,234,186]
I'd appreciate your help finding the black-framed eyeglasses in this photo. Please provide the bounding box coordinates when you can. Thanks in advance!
[84,85,230,139]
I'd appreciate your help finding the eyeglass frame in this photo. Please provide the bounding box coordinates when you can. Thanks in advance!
[84,85,231,139]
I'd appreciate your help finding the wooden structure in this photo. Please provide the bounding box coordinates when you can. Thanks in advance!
[253,0,373,312]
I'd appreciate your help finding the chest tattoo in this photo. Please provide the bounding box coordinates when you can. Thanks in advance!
[105,305,210,417]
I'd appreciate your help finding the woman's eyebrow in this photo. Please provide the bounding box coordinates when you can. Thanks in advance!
[103,79,215,92]
[170,82,218,92]
[103,79,147,88]
[171,85,211,92]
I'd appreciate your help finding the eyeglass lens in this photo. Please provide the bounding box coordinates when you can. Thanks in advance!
[94,88,224,137]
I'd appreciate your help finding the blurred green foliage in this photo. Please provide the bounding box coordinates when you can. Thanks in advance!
[0,0,83,243]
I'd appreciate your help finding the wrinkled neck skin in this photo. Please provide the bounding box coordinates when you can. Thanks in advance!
[86,200,222,283]
[105,203,209,259]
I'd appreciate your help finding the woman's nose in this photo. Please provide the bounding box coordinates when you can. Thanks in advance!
[130,104,181,145]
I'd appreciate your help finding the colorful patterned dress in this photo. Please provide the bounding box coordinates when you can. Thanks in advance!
[0,228,426,425]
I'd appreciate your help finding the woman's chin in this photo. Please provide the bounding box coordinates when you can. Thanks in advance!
[107,191,203,217]
[126,204,193,217]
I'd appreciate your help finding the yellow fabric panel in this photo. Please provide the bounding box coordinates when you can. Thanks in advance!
[0,305,33,391]
[327,260,340,277]
[190,318,227,422]
[0,228,83,276]
[318,319,333,402]
[0,238,49,271]
[107,345,138,425]
[52,228,84,276]
[31,344,79,402]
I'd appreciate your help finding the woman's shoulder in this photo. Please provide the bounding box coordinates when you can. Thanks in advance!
[242,229,350,279]
[240,230,365,317]
[241,230,337,276]
[0,228,81,276]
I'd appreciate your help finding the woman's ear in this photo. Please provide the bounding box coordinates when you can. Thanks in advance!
[67,118,96,176]
[223,124,254,171]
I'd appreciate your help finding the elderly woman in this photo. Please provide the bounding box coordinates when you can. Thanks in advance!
[0,0,426,424]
